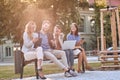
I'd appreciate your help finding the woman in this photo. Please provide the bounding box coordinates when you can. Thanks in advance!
[53,25,76,72]
[21,21,46,79]
[67,23,94,73]
[38,20,77,77]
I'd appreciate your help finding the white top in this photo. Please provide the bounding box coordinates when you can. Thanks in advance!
[22,32,38,53]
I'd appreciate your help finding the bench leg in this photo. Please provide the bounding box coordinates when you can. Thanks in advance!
[20,65,23,79]
[35,60,39,79]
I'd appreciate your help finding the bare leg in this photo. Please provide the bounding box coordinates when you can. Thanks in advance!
[81,49,93,70]
[77,53,83,72]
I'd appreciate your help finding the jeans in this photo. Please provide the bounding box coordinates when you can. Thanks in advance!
[64,49,74,68]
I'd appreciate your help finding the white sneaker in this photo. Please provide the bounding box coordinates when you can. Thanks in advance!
[69,69,78,77]
[64,71,72,77]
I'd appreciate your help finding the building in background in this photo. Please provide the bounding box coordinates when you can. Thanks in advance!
[0,0,120,62]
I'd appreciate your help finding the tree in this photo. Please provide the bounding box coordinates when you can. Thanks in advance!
[93,0,120,48]
[0,0,89,43]
[0,0,26,44]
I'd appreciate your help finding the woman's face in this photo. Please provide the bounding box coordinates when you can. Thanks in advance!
[70,24,77,32]
[42,22,50,32]
[29,23,36,33]
[54,27,61,34]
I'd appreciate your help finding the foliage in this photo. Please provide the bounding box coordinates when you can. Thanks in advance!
[0,0,26,44]
[94,1,120,48]
[0,0,89,43]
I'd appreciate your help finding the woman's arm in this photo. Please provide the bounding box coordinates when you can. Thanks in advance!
[23,32,34,48]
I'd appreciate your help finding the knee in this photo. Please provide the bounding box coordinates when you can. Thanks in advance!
[61,51,67,58]
[61,51,66,56]
[36,47,43,51]
[48,54,57,60]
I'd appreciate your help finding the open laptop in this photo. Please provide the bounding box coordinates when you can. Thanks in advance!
[62,40,76,50]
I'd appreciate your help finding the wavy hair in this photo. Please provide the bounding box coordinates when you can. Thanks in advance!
[25,21,36,40]
[70,23,79,36]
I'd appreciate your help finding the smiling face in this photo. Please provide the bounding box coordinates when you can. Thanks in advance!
[70,23,77,33]
[30,23,36,33]
[41,20,51,32]
[70,23,79,36]
[26,21,36,33]
[54,26,62,35]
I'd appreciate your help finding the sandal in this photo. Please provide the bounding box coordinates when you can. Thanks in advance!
[38,69,46,79]
[77,69,84,73]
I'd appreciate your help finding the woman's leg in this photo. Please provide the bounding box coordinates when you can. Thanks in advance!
[81,48,93,70]
[64,50,70,67]
[73,49,82,72]
[36,47,43,69]
[68,49,74,70]
[77,52,83,72]
[64,49,74,69]
[36,47,46,79]
[44,50,68,70]
[52,50,69,68]
[44,50,77,77]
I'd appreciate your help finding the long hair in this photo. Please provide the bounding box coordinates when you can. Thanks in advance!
[70,23,79,36]
[54,25,62,33]
[25,21,36,40]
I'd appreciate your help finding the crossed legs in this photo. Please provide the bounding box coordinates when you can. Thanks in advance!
[77,48,93,72]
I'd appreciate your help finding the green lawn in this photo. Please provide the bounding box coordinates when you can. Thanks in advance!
[0,63,101,80]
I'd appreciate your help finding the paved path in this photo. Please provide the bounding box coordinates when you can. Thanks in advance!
[13,71,120,80]
[0,56,99,66]
[2,56,120,80]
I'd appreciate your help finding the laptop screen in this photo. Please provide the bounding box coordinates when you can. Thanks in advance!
[62,40,76,50]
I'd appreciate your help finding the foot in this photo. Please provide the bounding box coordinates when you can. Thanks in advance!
[69,69,78,77]
[77,69,84,73]
[38,69,47,79]
[86,66,94,71]
[64,70,72,77]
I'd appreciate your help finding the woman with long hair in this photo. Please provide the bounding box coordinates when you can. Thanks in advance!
[67,23,94,73]
[22,21,46,79]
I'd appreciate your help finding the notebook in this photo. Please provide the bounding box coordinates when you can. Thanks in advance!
[62,40,76,50]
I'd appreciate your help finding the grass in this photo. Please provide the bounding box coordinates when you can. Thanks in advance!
[0,62,101,80]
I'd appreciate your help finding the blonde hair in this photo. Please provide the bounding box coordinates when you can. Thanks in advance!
[42,20,51,26]
[25,21,36,40]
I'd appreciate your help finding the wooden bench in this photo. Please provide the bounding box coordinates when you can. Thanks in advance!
[18,49,85,79]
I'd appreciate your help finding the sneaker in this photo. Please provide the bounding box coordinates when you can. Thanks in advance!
[64,70,72,77]
[69,69,78,77]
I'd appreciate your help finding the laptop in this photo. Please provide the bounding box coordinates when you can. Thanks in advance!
[62,40,76,50]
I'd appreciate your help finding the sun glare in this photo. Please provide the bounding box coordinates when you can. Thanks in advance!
[21,0,36,3]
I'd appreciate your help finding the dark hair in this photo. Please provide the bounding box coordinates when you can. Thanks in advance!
[55,25,63,31]
[70,23,79,36]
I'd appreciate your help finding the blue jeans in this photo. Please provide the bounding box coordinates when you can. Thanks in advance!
[64,49,74,68]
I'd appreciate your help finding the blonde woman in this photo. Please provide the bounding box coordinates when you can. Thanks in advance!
[21,21,46,79]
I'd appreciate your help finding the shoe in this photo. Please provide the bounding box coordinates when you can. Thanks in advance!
[38,69,47,79]
[77,70,85,73]
[86,66,95,71]
[39,76,47,79]
[69,69,78,77]
[64,70,72,77]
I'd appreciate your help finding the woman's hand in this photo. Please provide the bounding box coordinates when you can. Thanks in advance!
[51,40,55,45]
[32,38,38,43]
